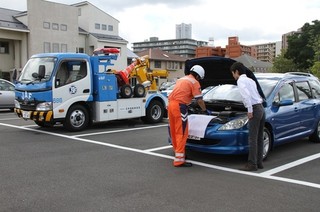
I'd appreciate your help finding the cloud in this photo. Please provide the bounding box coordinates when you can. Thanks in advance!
[1,0,320,48]
[94,0,203,11]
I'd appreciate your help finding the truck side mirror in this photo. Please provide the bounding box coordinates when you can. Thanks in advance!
[38,65,46,79]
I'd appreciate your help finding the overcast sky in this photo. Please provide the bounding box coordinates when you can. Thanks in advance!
[1,0,320,49]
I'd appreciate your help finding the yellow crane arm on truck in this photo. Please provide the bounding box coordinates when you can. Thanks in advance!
[129,55,168,90]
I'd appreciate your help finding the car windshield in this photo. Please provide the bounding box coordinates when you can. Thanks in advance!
[19,57,55,83]
[203,84,243,102]
[257,78,278,98]
[203,77,278,102]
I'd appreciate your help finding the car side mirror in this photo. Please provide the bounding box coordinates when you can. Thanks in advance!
[273,99,293,107]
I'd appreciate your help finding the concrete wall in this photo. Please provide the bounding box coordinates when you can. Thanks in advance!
[77,3,119,36]
[0,29,28,76]
[27,0,79,55]
[0,0,129,77]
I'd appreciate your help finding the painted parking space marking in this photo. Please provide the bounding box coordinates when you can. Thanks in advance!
[261,153,320,176]
[144,145,172,152]
[1,122,320,189]
[0,117,20,121]
[73,124,168,137]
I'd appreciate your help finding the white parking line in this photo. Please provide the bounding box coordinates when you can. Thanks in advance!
[145,145,172,152]
[74,124,168,137]
[1,122,320,189]
[0,117,20,121]
[260,153,320,176]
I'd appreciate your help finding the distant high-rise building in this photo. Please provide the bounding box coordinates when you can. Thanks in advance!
[208,37,214,46]
[176,23,192,39]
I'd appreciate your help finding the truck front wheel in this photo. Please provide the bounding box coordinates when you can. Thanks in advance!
[142,100,164,124]
[64,104,89,131]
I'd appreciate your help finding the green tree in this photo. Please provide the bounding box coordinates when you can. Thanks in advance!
[311,62,320,78]
[272,50,296,73]
[310,35,320,78]
[285,20,320,71]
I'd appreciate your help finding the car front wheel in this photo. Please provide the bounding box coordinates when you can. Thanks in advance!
[262,127,272,160]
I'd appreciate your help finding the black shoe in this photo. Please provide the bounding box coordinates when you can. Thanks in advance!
[257,163,264,169]
[239,163,257,171]
[175,162,193,167]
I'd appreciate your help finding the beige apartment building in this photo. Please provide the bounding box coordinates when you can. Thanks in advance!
[0,0,128,80]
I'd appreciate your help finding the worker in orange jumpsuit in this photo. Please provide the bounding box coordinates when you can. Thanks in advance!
[168,65,207,167]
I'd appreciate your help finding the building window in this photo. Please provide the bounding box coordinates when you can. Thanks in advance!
[108,25,113,31]
[43,22,50,29]
[102,24,107,30]
[44,42,50,53]
[52,43,59,52]
[78,8,81,16]
[52,23,59,30]
[0,42,9,54]
[95,23,100,30]
[154,60,161,68]
[77,47,84,53]
[61,44,67,52]
[61,24,67,31]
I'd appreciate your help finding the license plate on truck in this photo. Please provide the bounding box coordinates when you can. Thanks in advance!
[22,111,30,119]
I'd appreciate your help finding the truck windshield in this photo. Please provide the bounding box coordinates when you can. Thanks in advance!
[19,57,55,83]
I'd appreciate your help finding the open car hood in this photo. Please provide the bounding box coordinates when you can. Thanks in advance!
[185,56,265,100]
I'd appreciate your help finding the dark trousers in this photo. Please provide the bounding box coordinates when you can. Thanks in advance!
[247,104,265,165]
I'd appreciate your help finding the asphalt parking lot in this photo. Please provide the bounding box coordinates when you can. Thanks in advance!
[1,110,320,212]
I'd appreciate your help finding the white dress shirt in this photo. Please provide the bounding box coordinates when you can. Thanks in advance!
[237,74,263,113]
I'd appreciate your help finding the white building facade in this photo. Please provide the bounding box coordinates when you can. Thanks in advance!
[0,0,128,80]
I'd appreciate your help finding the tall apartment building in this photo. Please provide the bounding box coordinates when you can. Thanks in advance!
[176,23,192,39]
[132,37,208,58]
[251,41,281,63]
[0,0,128,80]
[282,30,301,51]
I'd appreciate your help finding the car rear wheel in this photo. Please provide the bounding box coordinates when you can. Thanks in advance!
[309,120,320,143]
[262,127,272,160]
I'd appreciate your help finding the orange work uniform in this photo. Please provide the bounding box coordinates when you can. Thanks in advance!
[168,74,202,166]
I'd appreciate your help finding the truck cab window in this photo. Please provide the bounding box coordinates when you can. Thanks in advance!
[56,61,87,87]
[56,62,69,87]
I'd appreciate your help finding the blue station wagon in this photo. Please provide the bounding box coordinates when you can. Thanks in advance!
[169,57,320,159]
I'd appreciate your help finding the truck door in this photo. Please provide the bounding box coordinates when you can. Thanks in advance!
[53,60,91,119]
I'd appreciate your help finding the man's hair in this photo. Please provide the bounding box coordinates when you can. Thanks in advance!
[189,71,199,79]
[230,62,246,75]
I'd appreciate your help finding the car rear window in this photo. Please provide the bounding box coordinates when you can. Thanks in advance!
[309,80,320,98]
[295,81,312,100]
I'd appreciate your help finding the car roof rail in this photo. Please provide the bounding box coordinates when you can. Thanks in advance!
[285,72,313,77]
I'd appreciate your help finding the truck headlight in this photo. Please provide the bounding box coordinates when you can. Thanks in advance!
[36,102,52,111]
[14,100,21,109]
[218,116,248,130]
